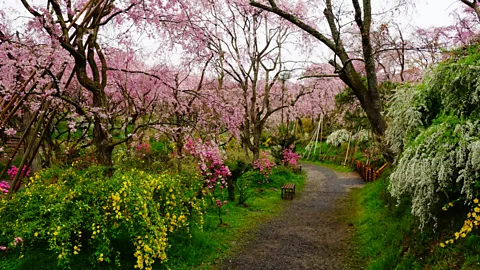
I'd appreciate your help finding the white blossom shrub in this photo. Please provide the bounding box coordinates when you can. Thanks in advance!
[326,129,350,147]
[355,129,370,143]
[389,118,480,228]
[385,85,426,159]
[388,46,480,229]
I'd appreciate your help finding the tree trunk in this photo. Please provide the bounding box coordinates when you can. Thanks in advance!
[227,177,235,201]
[92,94,113,167]
[251,125,262,161]
[175,137,184,173]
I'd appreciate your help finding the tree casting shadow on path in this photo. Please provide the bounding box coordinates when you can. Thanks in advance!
[222,163,365,270]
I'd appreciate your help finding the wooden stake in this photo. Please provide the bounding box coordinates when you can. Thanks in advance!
[343,132,352,166]
[9,101,50,195]
[0,104,42,180]
[312,117,321,159]
[318,114,323,159]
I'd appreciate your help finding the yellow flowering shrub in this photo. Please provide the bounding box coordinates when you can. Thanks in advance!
[440,198,480,247]
[0,166,205,269]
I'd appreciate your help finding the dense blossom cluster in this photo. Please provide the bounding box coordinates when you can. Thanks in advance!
[0,181,9,195]
[184,138,231,190]
[282,146,300,167]
[355,129,370,143]
[135,142,151,158]
[253,151,275,182]
[385,86,425,158]
[7,165,31,181]
[326,129,350,147]
[388,49,480,229]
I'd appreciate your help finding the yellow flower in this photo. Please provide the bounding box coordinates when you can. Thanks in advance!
[449,202,454,207]
[34,232,38,237]
[474,198,479,204]
[440,243,445,247]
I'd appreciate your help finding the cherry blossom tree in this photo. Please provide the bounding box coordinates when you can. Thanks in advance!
[459,0,480,21]
[249,0,393,143]
[180,1,311,161]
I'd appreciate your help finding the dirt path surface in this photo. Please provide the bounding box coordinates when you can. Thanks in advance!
[221,163,364,270]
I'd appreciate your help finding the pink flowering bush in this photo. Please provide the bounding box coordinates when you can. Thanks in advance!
[7,165,31,181]
[135,142,151,158]
[13,237,23,246]
[253,151,275,182]
[184,138,231,190]
[282,145,300,167]
[184,138,231,224]
[0,236,22,252]
[0,181,9,196]
[215,199,229,224]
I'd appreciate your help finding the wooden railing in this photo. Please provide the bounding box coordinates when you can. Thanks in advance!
[355,161,388,182]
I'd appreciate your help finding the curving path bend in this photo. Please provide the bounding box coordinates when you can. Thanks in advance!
[221,163,364,270]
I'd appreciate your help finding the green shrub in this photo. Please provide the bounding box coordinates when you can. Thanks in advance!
[235,171,262,206]
[0,166,205,269]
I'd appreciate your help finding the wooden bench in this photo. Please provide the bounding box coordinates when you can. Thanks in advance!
[281,183,296,200]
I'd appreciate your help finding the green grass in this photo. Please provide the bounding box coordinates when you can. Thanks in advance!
[348,171,480,270]
[0,167,306,270]
[302,160,355,173]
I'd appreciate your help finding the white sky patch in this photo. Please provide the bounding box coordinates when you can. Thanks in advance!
[0,0,468,71]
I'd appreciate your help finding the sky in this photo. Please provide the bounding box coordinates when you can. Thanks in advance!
[405,0,464,28]
[1,0,466,29]
[0,0,468,69]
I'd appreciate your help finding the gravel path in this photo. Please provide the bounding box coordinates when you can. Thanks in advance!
[221,163,364,270]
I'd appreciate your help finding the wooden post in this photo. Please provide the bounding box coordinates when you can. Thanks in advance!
[312,117,322,159]
[0,112,38,180]
[362,163,365,180]
[319,114,323,158]
[350,135,360,165]
[343,132,352,166]
[9,101,50,195]
[321,145,333,161]
[305,118,321,160]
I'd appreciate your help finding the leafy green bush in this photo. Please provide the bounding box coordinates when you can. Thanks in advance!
[0,166,205,269]
[235,171,262,206]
